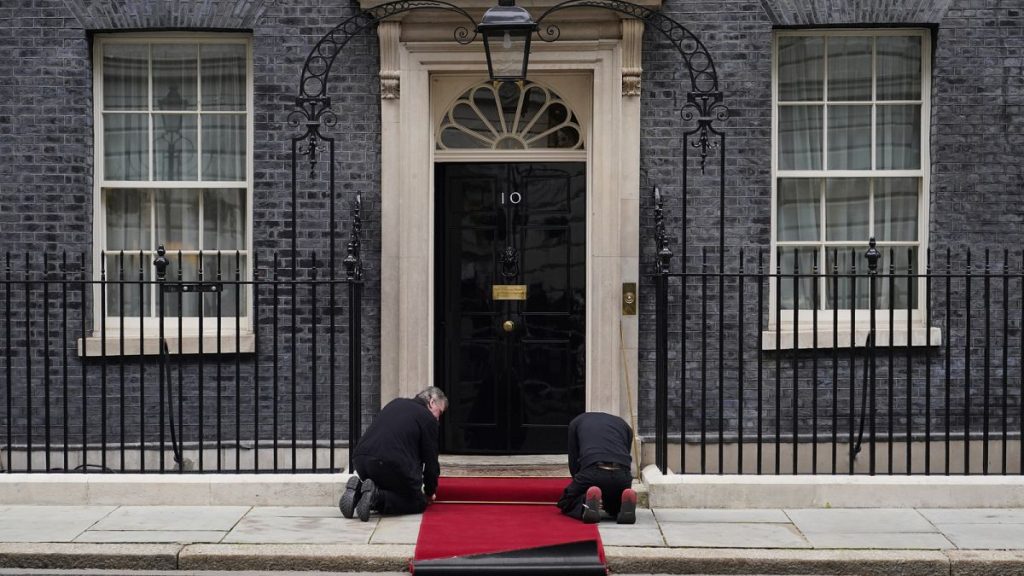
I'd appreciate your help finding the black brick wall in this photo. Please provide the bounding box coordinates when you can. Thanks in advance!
[1,0,1021,464]
[637,0,1024,444]
[0,0,381,467]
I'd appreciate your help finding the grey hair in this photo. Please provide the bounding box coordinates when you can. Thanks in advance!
[415,386,448,408]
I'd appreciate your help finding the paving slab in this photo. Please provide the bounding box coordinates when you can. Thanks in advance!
[246,507,341,518]
[598,510,665,547]
[223,515,375,544]
[0,543,181,570]
[661,522,811,548]
[603,546,950,576]
[89,506,249,532]
[369,514,423,545]
[655,508,791,523]
[0,506,117,543]
[597,507,658,528]
[73,530,226,544]
[786,508,937,534]
[802,531,955,550]
[948,550,1024,576]
[920,508,1024,524]
[178,543,416,572]
[936,523,1024,550]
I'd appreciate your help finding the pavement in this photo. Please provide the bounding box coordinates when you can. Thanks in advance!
[0,505,1023,574]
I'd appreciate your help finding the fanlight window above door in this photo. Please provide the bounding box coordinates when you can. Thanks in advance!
[437,81,584,150]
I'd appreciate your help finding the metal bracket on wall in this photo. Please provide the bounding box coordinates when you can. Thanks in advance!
[622,282,637,315]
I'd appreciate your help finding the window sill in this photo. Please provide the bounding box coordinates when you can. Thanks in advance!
[760,325,942,351]
[77,333,255,357]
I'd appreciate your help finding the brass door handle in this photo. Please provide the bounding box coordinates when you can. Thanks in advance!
[502,320,516,333]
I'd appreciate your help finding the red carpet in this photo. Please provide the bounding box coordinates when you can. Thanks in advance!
[433,476,571,503]
[413,477,605,564]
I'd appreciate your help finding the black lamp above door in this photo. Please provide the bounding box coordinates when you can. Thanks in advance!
[477,0,537,83]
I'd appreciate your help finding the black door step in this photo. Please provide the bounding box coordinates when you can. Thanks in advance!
[411,539,606,575]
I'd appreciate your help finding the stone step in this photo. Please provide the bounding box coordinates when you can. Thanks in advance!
[437,454,649,508]
[439,454,569,477]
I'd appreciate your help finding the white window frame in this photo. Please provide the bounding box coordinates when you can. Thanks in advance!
[90,33,254,345]
[768,29,936,348]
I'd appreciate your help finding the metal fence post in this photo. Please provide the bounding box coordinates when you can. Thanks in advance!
[654,186,672,474]
[344,195,363,473]
[153,246,168,473]
[865,238,880,475]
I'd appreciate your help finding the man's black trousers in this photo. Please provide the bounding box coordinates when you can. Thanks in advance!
[353,455,428,515]
[557,466,632,520]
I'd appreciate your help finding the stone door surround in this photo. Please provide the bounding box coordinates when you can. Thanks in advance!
[369,3,649,430]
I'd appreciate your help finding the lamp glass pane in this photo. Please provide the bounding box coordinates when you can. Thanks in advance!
[486,29,528,79]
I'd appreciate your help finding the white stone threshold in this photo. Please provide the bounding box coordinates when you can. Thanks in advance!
[642,464,1024,509]
[0,473,352,506]
[7,467,1024,508]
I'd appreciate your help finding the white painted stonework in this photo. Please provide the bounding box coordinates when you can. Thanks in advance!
[373,8,646,434]
[642,465,1024,509]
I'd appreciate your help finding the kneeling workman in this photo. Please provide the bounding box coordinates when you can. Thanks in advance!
[557,411,636,524]
[340,387,447,521]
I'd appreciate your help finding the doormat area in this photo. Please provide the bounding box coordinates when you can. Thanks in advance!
[412,477,605,573]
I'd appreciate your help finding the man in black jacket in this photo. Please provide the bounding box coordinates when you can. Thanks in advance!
[339,387,447,521]
[557,412,636,524]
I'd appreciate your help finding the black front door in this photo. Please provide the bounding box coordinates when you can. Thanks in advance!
[435,162,586,454]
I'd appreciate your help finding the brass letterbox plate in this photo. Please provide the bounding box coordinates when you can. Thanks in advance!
[492,284,527,300]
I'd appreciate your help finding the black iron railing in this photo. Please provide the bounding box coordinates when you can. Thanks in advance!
[1,237,363,474]
[652,209,1023,476]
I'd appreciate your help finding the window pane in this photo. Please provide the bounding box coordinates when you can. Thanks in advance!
[201,44,246,111]
[825,178,869,241]
[203,189,246,250]
[162,254,200,317]
[154,114,198,180]
[105,252,151,318]
[104,113,149,181]
[103,44,148,111]
[202,254,247,317]
[878,247,919,310]
[154,189,199,251]
[778,36,823,101]
[777,179,820,241]
[877,36,921,100]
[779,247,818,309]
[825,248,870,309]
[877,104,920,169]
[439,127,488,149]
[779,106,822,170]
[153,44,197,111]
[105,189,151,250]
[201,114,245,181]
[827,105,871,169]
[827,36,872,101]
[875,178,918,241]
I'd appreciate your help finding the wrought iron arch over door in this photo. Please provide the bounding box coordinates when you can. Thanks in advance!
[289,0,730,466]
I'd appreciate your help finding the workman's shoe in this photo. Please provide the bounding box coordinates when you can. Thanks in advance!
[582,486,602,524]
[356,478,377,522]
[616,488,637,524]
[339,475,362,519]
